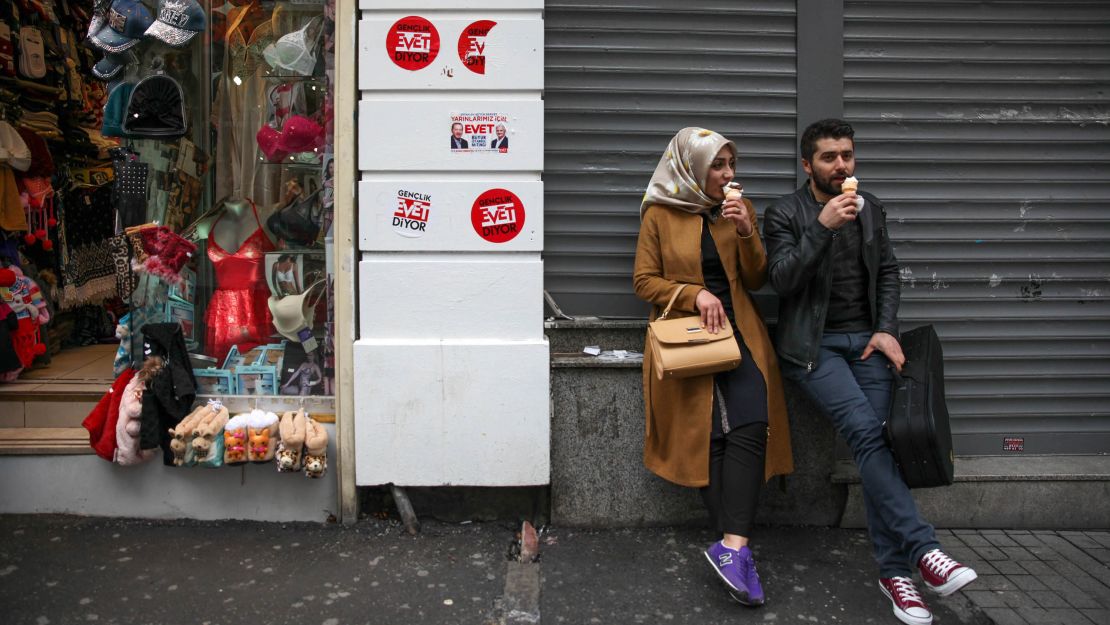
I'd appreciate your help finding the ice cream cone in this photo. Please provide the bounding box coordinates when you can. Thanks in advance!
[841,176,858,194]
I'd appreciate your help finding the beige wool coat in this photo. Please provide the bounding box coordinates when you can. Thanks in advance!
[633,200,794,487]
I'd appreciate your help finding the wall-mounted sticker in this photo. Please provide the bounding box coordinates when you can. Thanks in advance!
[472,188,524,243]
[458,20,497,75]
[1003,437,1024,452]
[393,189,431,238]
[386,16,439,71]
[449,112,509,152]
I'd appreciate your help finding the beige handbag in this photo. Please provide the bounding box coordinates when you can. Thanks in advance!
[647,285,741,380]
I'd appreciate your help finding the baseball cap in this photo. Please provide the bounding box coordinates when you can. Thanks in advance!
[92,52,132,81]
[145,0,207,47]
[90,0,155,53]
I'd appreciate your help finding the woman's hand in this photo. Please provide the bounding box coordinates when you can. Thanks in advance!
[695,288,727,334]
[721,198,754,237]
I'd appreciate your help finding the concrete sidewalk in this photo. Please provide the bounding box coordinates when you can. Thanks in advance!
[0,515,1106,625]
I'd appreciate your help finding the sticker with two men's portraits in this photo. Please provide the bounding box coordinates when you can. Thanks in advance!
[449,112,510,153]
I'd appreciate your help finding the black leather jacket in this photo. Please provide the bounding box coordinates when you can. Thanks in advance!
[763,183,900,370]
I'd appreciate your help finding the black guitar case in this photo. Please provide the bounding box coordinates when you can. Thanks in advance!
[885,324,955,489]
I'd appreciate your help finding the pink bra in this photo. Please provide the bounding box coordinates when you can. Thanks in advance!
[256,114,323,162]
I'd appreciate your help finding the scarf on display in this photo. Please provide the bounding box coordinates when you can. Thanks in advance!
[17,176,57,250]
[57,183,118,309]
[126,223,196,286]
[639,127,738,221]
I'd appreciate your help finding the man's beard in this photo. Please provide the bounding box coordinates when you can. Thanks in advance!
[813,171,844,197]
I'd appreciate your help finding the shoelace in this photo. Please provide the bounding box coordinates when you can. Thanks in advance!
[920,550,959,577]
[889,576,925,606]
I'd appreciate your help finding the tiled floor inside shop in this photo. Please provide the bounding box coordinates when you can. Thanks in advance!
[0,344,116,429]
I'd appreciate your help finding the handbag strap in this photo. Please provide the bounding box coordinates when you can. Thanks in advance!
[658,284,687,321]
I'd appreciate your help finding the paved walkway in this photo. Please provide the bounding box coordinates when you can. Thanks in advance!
[936,529,1110,625]
[0,515,1106,625]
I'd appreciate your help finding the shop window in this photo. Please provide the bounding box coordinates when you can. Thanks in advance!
[0,1,336,407]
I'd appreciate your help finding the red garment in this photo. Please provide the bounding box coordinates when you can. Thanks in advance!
[81,368,137,462]
[204,201,276,361]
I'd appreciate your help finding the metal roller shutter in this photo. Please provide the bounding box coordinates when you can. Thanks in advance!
[844,0,1110,454]
[544,0,798,317]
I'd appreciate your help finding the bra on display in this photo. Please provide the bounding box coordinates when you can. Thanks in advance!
[268,279,326,352]
[263,16,323,76]
[255,114,323,162]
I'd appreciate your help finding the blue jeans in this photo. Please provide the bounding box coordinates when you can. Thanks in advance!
[782,332,939,577]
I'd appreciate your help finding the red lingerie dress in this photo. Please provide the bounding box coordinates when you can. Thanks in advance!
[204,201,277,361]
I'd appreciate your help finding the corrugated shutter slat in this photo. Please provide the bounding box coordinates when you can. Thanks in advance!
[845,0,1110,454]
[544,0,798,317]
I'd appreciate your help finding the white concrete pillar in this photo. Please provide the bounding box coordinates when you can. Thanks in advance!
[354,1,548,486]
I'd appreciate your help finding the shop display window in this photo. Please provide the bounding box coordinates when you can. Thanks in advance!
[0,0,336,406]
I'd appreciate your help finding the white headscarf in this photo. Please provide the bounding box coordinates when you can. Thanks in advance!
[639,127,737,220]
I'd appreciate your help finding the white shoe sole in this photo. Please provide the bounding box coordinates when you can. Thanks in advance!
[925,567,978,597]
[704,550,742,593]
[703,550,763,606]
[879,582,932,625]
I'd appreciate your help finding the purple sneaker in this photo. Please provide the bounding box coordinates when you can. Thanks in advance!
[704,542,765,606]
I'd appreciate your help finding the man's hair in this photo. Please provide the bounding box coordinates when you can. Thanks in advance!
[451,122,463,130]
[800,118,855,162]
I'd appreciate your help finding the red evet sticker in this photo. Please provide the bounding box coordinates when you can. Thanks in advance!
[393,189,431,238]
[458,20,496,75]
[471,189,524,243]
[386,16,439,71]
[1003,437,1024,452]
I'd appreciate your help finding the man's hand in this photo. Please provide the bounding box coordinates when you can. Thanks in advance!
[721,197,754,237]
[695,288,727,334]
[818,192,860,230]
[861,331,905,372]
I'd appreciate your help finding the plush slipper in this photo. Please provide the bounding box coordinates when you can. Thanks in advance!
[276,409,306,472]
[223,413,250,465]
[303,417,328,479]
[247,409,280,463]
[169,402,211,467]
[192,404,230,468]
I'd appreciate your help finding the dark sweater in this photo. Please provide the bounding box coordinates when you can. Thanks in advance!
[825,219,872,333]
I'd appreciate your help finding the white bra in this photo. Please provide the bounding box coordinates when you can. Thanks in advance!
[263,16,323,76]
[268,279,326,351]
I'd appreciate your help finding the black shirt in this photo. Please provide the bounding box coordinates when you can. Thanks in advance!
[700,216,735,325]
[825,219,872,332]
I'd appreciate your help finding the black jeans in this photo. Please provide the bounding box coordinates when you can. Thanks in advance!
[700,421,767,537]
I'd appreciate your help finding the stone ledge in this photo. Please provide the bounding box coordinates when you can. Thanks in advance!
[551,353,642,369]
[545,318,646,330]
[832,455,1110,484]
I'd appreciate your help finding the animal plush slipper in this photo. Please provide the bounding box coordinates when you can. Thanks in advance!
[247,409,280,462]
[276,409,306,472]
[192,404,229,468]
[169,402,211,467]
[223,413,250,465]
[302,417,328,479]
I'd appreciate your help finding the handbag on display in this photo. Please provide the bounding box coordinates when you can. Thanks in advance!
[266,188,320,246]
[17,26,46,80]
[884,324,955,489]
[111,147,149,229]
[646,284,741,381]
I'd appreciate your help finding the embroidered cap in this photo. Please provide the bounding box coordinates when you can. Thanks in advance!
[90,0,155,53]
[92,52,131,81]
[145,0,207,47]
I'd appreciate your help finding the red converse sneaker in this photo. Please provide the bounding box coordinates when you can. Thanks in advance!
[918,549,978,596]
[879,577,932,625]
